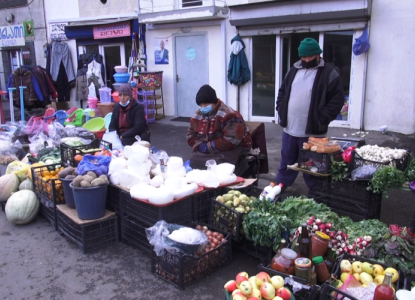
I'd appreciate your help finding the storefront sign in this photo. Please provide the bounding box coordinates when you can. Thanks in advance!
[0,24,25,47]
[50,22,68,41]
[24,20,35,42]
[93,21,130,39]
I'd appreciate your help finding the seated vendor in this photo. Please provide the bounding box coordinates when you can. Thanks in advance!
[187,84,252,172]
[108,84,150,146]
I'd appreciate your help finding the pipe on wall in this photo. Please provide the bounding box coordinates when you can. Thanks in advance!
[221,19,228,105]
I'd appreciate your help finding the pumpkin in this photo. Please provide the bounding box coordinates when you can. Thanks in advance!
[5,190,39,225]
[0,173,20,202]
[19,179,34,191]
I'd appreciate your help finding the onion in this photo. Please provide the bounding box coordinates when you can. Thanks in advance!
[217,233,224,241]
[206,230,212,236]
[213,238,219,245]
[212,232,219,238]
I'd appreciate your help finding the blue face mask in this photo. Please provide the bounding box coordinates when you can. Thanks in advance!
[200,105,212,115]
[120,100,130,107]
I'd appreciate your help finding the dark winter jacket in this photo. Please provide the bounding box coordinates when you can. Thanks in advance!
[9,67,38,106]
[227,35,251,86]
[276,60,344,135]
[109,100,150,145]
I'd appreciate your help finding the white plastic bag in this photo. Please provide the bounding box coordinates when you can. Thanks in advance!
[117,169,151,190]
[108,157,128,175]
[127,158,152,176]
[124,144,149,162]
[103,131,123,150]
[130,183,156,200]
[148,186,174,205]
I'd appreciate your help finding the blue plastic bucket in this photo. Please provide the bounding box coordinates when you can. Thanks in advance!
[61,178,75,209]
[70,183,108,220]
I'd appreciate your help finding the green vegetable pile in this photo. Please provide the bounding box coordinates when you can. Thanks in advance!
[368,166,406,197]
[329,156,349,182]
[28,147,61,164]
[404,157,415,182]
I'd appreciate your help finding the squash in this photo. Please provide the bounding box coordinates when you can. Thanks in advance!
[0,173,20,202]
[19,179,34,191]
[5,190,39,225]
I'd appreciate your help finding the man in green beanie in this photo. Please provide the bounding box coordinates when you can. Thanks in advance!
[275,37,344,191]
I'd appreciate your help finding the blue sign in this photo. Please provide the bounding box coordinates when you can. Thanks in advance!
[186,47,196,60]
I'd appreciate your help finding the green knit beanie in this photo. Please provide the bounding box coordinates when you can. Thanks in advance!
[298,38,322,57]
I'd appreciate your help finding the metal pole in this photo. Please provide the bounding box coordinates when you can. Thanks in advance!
[8,87,16,122]
[19,86,26,121]
[0,90,7,124]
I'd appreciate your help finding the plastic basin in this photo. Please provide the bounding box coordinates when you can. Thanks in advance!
[70,183,108,220]
[92,129,106,139]
[83,117,105,131]
[114,66,128,73]
[111,91,120,103]
[104,113,112,129]
[113,73,130,83]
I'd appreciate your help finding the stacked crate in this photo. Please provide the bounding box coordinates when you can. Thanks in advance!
[137,90,156,123]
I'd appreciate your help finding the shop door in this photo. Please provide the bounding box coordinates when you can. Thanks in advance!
[99,44,126,89]
[174,34,208,117]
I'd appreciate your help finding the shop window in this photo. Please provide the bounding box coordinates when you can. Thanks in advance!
[0,0,27,9]
[10,50,23,72]
[323,31,353,121]
[182,0,202,8]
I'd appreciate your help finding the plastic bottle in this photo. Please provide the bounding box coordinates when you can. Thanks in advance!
[373,272,395,300]
[270,183,284,199]
[299,223,312,259]
[259,182,275,201]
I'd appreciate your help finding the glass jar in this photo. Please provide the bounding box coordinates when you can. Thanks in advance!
[271,248,297,275]
[295,257,312,284]
[312,256,330,284]
[311,231,330,258]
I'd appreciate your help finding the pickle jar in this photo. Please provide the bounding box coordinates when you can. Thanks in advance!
[271,248,297,275]
[295,257,312,284]
[311,231,330,258]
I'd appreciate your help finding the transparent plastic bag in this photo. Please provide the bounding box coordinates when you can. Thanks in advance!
[149,150,169,173]
[145,220,208,257]
[6,161,30,182]
[351,165,377,180]
[102,131,123,150]
[76,154,111,176]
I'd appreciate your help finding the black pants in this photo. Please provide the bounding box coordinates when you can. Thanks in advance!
[121,130,151,146]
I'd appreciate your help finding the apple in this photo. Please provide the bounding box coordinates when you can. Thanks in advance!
[248,298,260,300]
[249,289,262,300]
[361,262,374,275]
[272,297,284,300]
[372,264,385,277]
[240,281,253,296]
[374,275,385,285]
[352,273,360,281]
[351,261,362,274]
[340,260,352,273]
[340,272,352,283]
[256,272,271,287]
[237,272,249,280]
[384,268,399,283]
[360,272,374,285]
[233,294,248,300]
[260,282,276,300]
[275,287,292,300]
[233,289,243,297]
[236,274,249,288]
[225,280,237,292]
[249,276,258,289]
[270,275,284,290]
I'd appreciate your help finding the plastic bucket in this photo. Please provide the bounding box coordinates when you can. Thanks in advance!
[88,97,99,109]
[70,183,108,220]
[61,177,75,209]
[99,87,112,104]
[98,103,115,117]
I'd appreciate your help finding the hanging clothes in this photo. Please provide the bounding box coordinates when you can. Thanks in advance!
[86,60,104,88]
[36,66,58,99]
[76,68,88,102]
[7,67,39,107]
[227,35,251,86]
[50,41,75,82]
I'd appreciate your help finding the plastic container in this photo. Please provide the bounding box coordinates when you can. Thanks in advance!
[70,183,108,220]
[83,117,105,131]
[113,73,130,83]
[114,66,128,73]
[98,103,115,117]
[311,231,330,258]
[87,97,98,109]
[259,182,275,201]
[270,248,297,275]
[60,177,75,209]
[121,215,152,253]
[92,129,106,139]
[98,87,112,104]
[295,257,312,284]
[111,91,120,102]
[60,138,112,167]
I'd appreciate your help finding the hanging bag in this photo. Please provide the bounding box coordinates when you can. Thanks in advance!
[353,26,370,56]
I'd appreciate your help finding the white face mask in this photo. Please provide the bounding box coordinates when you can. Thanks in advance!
[120,100,130,107]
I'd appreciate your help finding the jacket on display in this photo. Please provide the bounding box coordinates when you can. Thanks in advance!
[228,35,251,86]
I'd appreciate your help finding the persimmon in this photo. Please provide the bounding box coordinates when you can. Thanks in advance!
[74,155,83,161]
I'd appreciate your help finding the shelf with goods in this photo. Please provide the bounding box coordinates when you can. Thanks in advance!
[134,71,165,121]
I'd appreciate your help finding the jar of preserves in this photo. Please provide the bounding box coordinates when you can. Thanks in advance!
[312,256,330,284]
[311,231,330,258]
[295,257,312,284]
[271,248,297,275]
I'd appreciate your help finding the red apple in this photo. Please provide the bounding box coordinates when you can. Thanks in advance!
[256,271,271,287]
[233,294,248,300]
[248,298,260,300]
[276,287,292,300]
[260,282,276,300]
[224,280,237,292]
[233,289,244,297]
[236,274,249,288]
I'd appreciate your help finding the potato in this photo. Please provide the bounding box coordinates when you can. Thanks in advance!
[65,175,76,179]
[86,171,97,179]
[91,178,106,186]
[98,174,109,183]
[58,167,75,178]
[82,175,94,183]
[72,175,84,187]
[80,180,91,188]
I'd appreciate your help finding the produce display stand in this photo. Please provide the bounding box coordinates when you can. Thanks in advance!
[56,204,119,254]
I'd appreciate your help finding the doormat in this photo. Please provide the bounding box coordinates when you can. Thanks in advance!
[171,117,191,123]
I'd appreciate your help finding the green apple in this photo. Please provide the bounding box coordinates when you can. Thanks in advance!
[361,262,374,275]
[360,272,374,285]
[351,261,362,274]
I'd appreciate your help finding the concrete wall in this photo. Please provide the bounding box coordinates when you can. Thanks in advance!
[365,0,415,134]
[78,0,136,17]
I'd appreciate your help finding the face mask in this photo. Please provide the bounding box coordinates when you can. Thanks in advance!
[301,57,319,69]
[120,100,130,107]
[200,105,212,115]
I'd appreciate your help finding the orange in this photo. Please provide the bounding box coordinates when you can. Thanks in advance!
[74,155,83,162]
[43,170,50,177]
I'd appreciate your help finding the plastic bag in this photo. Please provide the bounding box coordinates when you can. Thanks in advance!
[145,220,208,257]
[0,133,11,152]
[25,116,48,136]
[342,146,356,163]
[351,165,377,180]
[6,161,30,182]
[353,26,370,56]
[339,274,375,300]
[103,131,123,150]
[76,154,111,176]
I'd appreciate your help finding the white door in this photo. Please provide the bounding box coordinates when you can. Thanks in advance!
[174,34,208,117]
[99,43,126,87]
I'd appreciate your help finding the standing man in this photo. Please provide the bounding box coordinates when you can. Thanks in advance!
[275,38,344,190]
[159,40,169,63]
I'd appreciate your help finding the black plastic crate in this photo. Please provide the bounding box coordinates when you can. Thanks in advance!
[298,150,343,174]
[329,136,366,150]
[120,215,152,254]
[192,188,224,224]
[329,178,382,204]
[32,163,65,204]
[37,192,58,230]
[208,199,245,241]
[1,201,5,212]
[60,138,112,167]
[233,237,274,264]
[350,150,410,173]
[106,184,123,215]
[400,275,415,290]
[318,283,357,300]
[122,190,193,227]
[57,205,118,254]
[151,234,232,289]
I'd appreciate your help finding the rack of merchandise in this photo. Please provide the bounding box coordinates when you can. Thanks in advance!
[137,72,164,120]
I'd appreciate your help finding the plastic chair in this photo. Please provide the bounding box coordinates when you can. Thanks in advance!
[65,107,77,122]
[43,108,56,124]
[44,110,68,125]
[64,108,84,127]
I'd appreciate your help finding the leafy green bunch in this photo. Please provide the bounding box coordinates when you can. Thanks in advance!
[368,166,406,197]
[404,158,415,182]
[329,156,349,182]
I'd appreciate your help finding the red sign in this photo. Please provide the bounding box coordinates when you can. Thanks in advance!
[93,21,130,39]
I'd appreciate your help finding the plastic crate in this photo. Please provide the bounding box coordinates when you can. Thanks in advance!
[298,150,343,174]
[151,234,232,289]
[122,190,193,227]
[233,237,274,264]
[318,283,357,300]
[37,192,59,229]
[57,205,118,254]
[400,275,415,290]
[120,215,152,253]
[208,199,245,241]
[350,150,410,173]
[60,138,112,167]
[193,187,225,224]
[106,184,123,214]
[138,99,155,110]
[32,163,65,203]
[1,201,5,212]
